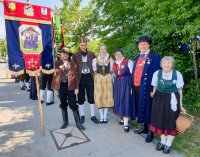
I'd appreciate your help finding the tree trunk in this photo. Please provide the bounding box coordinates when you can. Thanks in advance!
[191,38,199,95]
[191,38,198,80]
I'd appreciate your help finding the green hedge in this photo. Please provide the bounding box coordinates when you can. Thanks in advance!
[183,79,200,116]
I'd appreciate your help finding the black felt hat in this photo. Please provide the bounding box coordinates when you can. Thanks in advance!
[136,36,152,45]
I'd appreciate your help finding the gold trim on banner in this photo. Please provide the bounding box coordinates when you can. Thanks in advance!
[4,15,52,25]
[26,69,41,75]
[41,69,55,74]
[8,69,24,76]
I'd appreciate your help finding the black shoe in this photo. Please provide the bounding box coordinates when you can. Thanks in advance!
[91,116,99,124]
[60,109,68,129]
[80,116,85,124]
[134,126,148,134]
[103,120,108,124]
[156,143,165,151]
[145,131,154,143]
[20,86,26,90]
[27,89,30,92]
[119,120,124,125]
[41,101,44,104]
[99,119,104,124]
[73,111,85,130]
[163,145,171,154]
[76,122,86,130]
[60,123,68,129]
[124,126,129,133]
[46,102,54,106]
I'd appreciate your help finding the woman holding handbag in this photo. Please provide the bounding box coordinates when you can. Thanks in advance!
[52,47,85,130]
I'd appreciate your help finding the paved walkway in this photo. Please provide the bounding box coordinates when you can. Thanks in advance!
[0,82,180,157]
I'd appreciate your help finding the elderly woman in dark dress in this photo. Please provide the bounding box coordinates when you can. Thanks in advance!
[150,56,186,154]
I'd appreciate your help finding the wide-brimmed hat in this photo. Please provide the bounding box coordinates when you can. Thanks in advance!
[59,47,70,53]
[136,35,152,45]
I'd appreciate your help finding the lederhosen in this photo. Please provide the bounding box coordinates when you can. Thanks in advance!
[59,63,78,111]
[40,73,53,91]
[78,54,94,104]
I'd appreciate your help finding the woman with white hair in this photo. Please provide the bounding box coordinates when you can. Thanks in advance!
[150,56,186,154]
[92,45,114,123]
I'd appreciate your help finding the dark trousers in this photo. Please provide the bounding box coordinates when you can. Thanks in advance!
[40,74,53,90]
[59,82,78,111]
[30,76,37,100]
[134,86,140,115]
[78,73,94,104]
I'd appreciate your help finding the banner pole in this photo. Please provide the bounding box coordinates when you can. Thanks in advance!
[35,72,45,136]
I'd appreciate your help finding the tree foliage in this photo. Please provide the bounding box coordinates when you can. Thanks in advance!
[59,0,95,49]
[59,0,200,113]
[0,39,7,57]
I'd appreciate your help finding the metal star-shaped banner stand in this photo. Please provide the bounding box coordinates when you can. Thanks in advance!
[50,126,90,150]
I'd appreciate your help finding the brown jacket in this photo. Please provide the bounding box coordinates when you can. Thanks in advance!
[51,59,79,91]
[73,50,96,82]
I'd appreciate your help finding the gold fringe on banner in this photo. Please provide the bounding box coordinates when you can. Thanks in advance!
[8,69,25,76]
[26,69,41,75]
[4,15,52,25]
[41,68,55,74]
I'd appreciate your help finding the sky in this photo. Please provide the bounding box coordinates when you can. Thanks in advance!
[0,0,90,39]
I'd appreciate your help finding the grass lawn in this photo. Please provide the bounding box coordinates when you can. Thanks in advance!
[173,116,200,157]
[130,116,200,157]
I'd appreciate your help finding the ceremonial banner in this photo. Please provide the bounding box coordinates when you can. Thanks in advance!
[52,15,64,60]
[4,0,54,75]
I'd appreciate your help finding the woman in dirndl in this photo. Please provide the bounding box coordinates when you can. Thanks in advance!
[113,49,133,132]
[92,45,114,123]
[150,56,186,154]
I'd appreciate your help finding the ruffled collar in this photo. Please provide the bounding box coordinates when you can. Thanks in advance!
[97,53,109,63]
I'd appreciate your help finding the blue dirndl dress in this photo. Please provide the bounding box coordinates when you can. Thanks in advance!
[113,59,133,119]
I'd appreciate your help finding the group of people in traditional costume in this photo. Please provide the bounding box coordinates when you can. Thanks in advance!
[23,31,38,51]
[16,35,186,155]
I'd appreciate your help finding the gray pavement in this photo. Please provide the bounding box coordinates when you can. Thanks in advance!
[0,82,180,157]
[0,63,10,79]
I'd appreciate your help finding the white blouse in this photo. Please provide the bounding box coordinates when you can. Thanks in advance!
[151,70,184,89]
[115,57,133,74]
[92,54,114,72]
